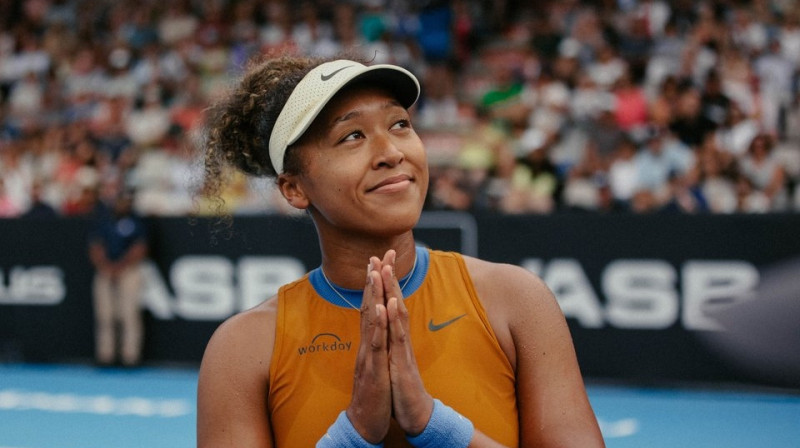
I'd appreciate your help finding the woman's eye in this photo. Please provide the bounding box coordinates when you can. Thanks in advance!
[341,131,363,142]
[391,119,410,130]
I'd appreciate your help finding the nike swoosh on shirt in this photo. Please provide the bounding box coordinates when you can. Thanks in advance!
[320,65,354,81]
[428,314,467,332]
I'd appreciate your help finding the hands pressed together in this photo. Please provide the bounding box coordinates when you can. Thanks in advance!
[347,249,433,444]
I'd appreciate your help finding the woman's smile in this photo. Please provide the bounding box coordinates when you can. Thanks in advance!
[367,174,414,194]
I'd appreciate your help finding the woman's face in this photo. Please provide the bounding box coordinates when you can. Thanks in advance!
[282,86,429,237]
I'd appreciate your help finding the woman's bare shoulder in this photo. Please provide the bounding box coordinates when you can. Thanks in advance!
[197,296,279,447]
[201,295,279,373]
[461,255,552,302]
[460,255,563,370]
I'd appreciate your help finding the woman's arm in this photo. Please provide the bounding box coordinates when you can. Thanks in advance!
[465,257,605,447]
[197,299,278,448]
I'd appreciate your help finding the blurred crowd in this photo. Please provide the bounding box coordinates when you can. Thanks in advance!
[1,0,799,218]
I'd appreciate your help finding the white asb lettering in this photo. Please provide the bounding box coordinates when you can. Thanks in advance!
[141,256,306,320]
[521,258,759,331]
[0,266,65,305]
[140,255,758,327]
[682,261,758,331]
[238,257,306,310]
[172,256,235,320]
[603,260,678,329]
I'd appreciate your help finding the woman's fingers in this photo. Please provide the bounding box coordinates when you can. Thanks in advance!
[381,250,405,303]
[359,257,383,331]
[349,264,391,442]
[387,295,407,342]
[386,296,434,435]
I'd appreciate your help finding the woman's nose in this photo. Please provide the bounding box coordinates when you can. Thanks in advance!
[371,134,404,169]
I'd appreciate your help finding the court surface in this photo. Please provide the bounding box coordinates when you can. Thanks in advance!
[1,363,798,448]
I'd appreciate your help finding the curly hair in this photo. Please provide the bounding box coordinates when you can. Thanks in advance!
[200,52,371,220]
[203,56,319,198]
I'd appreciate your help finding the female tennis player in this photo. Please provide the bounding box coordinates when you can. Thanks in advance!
[196,55,605,447]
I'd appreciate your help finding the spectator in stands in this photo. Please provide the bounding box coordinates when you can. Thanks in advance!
[88,190,148,367]
[501,128,560,213]
[696,133,738,213]
[580,99,627,168]
[735,173,769,213]
[427,165,475,211]
[661,167,709,214]
[89,91,133,163]
[290,2,335,59]
[20,181,57,218]
[62,183,99,216]
[259,0,300,56]
[715,99,761,159]
[570,72,615,127]
[611,67,649,136]
[125,86,171,148]
[416,0,455,63]
[434,106,516,211]
[607,135,640,211]
[778,10,800,73]
[0,0,797,217]
[753,38,795,138]
[738,133,788,211]
[586,42,627,91]
[54,137,100,215]
[632,126,696,212]
[700,70,731,132]
[728,6,769,55]
[0,179,20,217]
[157,1,199,48]
[669,80,714,148]
[480,47,530,132]
[6,70,45,127]
[715,46,755,115]
[617,13,654,76]
[416,63,462,130]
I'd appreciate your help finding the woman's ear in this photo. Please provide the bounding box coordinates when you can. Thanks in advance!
[277,174,310,210]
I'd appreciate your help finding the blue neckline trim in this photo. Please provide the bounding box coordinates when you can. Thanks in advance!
[309,246,429,309]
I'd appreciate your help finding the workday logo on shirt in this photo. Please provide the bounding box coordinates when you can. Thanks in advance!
[298,333,353,356]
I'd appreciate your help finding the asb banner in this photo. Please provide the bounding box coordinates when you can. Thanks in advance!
[0,213,798,389]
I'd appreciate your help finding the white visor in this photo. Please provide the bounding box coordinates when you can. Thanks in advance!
[268,60,420,174]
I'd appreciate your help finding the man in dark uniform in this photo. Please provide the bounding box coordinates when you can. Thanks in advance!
[88,190,148,366]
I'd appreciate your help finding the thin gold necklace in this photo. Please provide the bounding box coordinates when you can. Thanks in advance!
[321,255,418,310]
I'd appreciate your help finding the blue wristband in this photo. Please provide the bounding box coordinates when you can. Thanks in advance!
[316,411,384,448]
[406,399,474,448]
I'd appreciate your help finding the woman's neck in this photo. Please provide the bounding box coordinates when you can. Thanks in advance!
[317,231,418,290]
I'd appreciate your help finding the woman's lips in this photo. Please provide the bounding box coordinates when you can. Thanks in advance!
[368,175,413,193]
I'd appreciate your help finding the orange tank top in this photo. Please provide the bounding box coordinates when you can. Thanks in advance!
[268,248,518,447]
